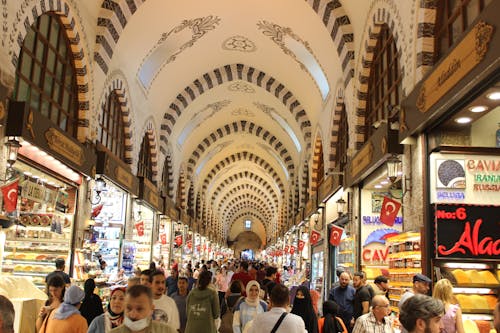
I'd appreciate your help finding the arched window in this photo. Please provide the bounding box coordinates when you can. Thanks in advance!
[335,103,349,172]
[434,0,491,62]
[138,134,154,183]
[13,13,79,137]
[365,24,402,141]
[98,91,125,159]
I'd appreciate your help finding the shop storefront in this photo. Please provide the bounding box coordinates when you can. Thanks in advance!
[1,101,96,287]
[154,196,179,271]
[399,6,499,329]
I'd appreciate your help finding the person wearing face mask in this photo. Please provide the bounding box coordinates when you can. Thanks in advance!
[109,284,177,333]
[291,286,319,333]
[232,280,268,333]
[88,287,126,333]
[39,285,88,333]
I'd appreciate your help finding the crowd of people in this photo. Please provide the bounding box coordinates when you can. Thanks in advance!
[0,259,500,333]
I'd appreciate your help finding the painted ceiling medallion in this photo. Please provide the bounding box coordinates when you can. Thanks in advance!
[138,15,221,90]
[253,101,275,114]
[257,20,330,99]
[228,81,255,93]
[231,108,255,117]
[222,35,256,52]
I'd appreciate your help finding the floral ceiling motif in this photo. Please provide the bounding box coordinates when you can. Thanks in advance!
[228,81,255,93]
[222,35,257,52]
[231,108,255,117]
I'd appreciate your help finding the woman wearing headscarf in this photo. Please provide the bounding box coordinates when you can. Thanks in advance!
[291,286,319,333]
[318,301,348,333]
[39,285,88,333]
[88,287,126,333]
[185,270,220,333]
[79,278,104,325]
[36,275,65,332]
[232,280,268,333]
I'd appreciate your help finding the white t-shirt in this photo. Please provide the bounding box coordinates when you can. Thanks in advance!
[153,294,181,331]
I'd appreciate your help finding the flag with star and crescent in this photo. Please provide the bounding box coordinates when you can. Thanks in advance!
[1,178,19,213]
[329,224,344,246]
[379,196,401,226]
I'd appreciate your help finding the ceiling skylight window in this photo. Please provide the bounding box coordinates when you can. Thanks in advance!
[258,20,330,100]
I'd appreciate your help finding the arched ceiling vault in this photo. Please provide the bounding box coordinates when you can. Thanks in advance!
[91,0,349,244]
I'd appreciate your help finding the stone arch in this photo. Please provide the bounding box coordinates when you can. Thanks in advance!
[230,211,268,234]
[9,0,91,143]
[98,74,135,164]
[161,153,174,198]
[224,203,271,225]
[415,1,438,81]
[186,120,295,176]
[305,0,355,86]
[201,151,285,196]
[160,63,312,150]
[216,183,278,209]
[220,194,273,221]
[354,4,406,150]
[311,134,325,194]
[329,91,345,172]
[138,119,159,183]
[94,0,147,74]
[216,187,277,218]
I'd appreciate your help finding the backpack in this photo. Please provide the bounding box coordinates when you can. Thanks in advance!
[218,297,241,333]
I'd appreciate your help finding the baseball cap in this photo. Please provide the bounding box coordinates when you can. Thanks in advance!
[413,273,432,284]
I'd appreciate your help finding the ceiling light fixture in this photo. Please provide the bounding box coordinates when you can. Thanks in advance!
[374,184,383,189]
[486,91,500,100]
[468,105,488,113]
[455,117,472,124]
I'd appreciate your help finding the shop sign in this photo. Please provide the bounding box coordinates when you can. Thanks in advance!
[362,216,403,225]
[115,166,135,190]
[350,142,373,179]
[435,204,500,259]
[318,174,340,202]
[362,246,390,263]
[45,128,85,166]
[22,180,46,203]
[417,21,494,114]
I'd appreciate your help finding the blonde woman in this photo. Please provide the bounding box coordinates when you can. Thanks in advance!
[432,278,465,333]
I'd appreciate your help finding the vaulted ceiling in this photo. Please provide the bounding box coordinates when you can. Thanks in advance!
[79,0,368,245]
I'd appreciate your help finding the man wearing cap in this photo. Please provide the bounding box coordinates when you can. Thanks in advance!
[45,258,71,285]
[398,274,432,333]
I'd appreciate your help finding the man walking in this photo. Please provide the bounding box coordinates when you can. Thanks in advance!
[171,277,189,333]
[352,272,371,327]
[150,270,180,331]
[399,295,444,333]
[352,295,393,333]
[329,271,355,332]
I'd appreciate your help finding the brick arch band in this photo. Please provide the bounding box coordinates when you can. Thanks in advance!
[220,194,274,221]
[160,63,312,151]
[100,78,134,164]
[161,153,174,198]
[216,183,279,209]
[329,94,344,172]
[140,121,159,182]
[354,10,405,151]
[216,187,277,218]
[311,135,324,194]
[187,120,295,176]
[224,202,272,226]
[201,151,285,196]
[11,0,91,143]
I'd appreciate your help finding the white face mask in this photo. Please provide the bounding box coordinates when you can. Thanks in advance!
[124,316,150,331]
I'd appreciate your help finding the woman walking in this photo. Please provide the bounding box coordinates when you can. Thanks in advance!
[232,280,268,333]
[79,278,104,325]
[318,300,347,333]
[433,278,465,333]
[291,285,319,333]
[185,270,220,333]
[88,287,126,333]
[36,275,65,332]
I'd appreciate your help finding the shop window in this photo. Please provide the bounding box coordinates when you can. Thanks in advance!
[13,13,79,137]
[99,91,126,159]
[335,103,349,172]
[138,134,154,184]
[434,0,491,62]
[365,24,402,141]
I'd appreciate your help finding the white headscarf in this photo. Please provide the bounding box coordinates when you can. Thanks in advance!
[245,280,261,307]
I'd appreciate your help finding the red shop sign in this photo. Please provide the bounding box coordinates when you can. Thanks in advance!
[435,204,500,259]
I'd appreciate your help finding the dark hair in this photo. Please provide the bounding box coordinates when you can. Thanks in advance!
[229,280,243,294]
[0,295,15,333]
[399,295,444,331]
[270,284,289,306]
[140,269,153,282]
[46,275,65,302]
[149,262,156,271]
[240,261,249,271]
[83,278,96,297]
[374,275,388,284]
[55,258,65,269]
[322,300,343,333]
[198,270,212,290]
[178,276,188,283]
[353,271,364,279]
[127,284,153,301]
[265,266,277,277]
[151,270,165,279]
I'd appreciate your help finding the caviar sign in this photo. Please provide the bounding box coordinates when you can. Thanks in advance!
[435,204,500,259]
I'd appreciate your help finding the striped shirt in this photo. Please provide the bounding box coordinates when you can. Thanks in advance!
[352,311,394,333]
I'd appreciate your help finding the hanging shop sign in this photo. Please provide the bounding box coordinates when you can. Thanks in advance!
[345,123,402,187]
[304,193,317,218]
[138,177,163,212]
[400,8,498,143]
[96,143,139,196]
[318,174,341,203]
[6,101,96,176]
[164,196,179,220]
[435,204,499,259]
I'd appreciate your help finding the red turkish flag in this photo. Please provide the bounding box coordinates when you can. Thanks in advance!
[134,221,145,236]
[175,235,183,246]
[289,246,295,255]
[329,224,344,246]
[284,245,289,254]
[91,204,104,219]
[298,240,305,251]
[159,233,167,245]
[187,240,193,249]
[310,230,321,245]
[379,196,402,226]
[1,179,19,213]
